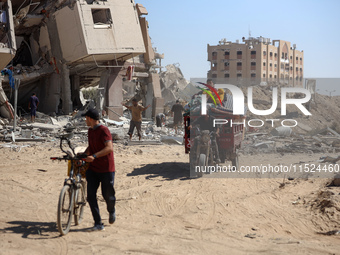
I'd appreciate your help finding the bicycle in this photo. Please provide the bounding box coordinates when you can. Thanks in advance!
[50,134,88,236]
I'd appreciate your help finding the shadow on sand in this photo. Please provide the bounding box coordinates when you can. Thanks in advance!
[2,221,59,239]
[2,221,105,238]
[127,162,192,180]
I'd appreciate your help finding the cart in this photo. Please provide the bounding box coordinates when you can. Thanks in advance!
[184,107,244,170]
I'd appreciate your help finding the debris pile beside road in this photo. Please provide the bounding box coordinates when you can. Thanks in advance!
[1,83,340,156]
[0,109,185,147]
[241,127,340,155]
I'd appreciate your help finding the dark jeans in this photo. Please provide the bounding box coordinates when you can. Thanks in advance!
[128,120,142,137]
[86,169,116,225]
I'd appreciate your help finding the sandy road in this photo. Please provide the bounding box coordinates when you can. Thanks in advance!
[0,141,339,255]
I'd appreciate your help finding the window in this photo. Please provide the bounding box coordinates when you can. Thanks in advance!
[225,51,230,56]
[224,73,230,78]
[270,52,273,57]
[300,57,302,61]
[213,63,217,68]
[251,74,256,77]
[237,74,242,77]
[270,74,272,78]
[296,67,298,71]
[263,62,266,66]
[251,51,256,55]
[300,68,303,72]
[263,51,266,56]
[224,62,229,66]
[212,74,217,78]
[274,53,277,58]
[237,51,242,55]
[237,62,242,66]
[251,62,256,66]
[212,52,217,57]
[92,9,112,27]
[296,57,298,61]
[263,73,266,78]
[269,63,272,67]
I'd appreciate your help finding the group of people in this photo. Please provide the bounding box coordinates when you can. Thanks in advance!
[122,98,185,139]
[58,79,223,231]
[80,97,187,230]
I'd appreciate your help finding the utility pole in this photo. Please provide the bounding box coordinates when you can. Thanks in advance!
[13,78,20,132]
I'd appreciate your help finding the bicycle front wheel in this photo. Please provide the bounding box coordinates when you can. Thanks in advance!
[74,181,86,225]
[57,184,74,235]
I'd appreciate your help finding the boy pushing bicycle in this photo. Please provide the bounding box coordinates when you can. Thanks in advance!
[82,108,116,231]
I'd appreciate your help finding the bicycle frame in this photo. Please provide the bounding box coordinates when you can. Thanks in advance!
[51,134,87,235]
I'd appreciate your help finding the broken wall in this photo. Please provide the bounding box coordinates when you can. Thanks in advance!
[160,64,190,104]
[54,0,146,64]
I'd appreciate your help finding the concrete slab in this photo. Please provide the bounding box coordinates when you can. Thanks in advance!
[30,122,62,131]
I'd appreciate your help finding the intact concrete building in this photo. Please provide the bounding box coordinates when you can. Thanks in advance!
[207,37,304,87]
[0,0,164,120]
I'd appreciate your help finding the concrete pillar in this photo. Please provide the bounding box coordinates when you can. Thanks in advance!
[105,67,124,121]
[39,73,61,114]
[71,75,82,110]
[144,81,153,119]
[61,64,72,114]
[147,73,163,118]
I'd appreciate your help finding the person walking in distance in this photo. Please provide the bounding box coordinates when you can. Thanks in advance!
[171,100,184,134]
[82,108,116,231]
[122,98,150,141]
[28,93,39,122]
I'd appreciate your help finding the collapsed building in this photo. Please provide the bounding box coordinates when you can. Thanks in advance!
[0,0,164,120]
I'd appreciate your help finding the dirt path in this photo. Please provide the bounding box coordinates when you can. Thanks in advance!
[0,141,339,255]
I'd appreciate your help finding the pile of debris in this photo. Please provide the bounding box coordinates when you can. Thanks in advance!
[241,126,340,155]
[233,85,340,156]
[0,108,185,146]
[160,64,200,105]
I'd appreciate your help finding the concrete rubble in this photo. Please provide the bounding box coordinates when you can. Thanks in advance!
[159,63,200,107]
[0,0,166,122]
[0,75,340,159]
[0,109,185,146]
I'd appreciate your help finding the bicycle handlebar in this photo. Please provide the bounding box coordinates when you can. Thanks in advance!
[51,134,87,162]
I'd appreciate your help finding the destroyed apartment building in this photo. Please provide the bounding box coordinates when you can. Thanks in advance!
[0,0,166,121]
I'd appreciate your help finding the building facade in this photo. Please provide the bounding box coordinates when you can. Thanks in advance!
[0,0,165,120]
[207,37,304,87]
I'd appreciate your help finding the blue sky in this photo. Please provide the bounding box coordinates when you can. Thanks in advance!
[137,0,340,82]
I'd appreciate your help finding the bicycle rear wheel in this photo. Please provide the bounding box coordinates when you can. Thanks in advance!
[74,181,86,225]
[57,184,74,235]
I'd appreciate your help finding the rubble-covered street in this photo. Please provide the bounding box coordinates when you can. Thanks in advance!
[0,136,339,254]
[0,84,339,254]
[0,0,339,254]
